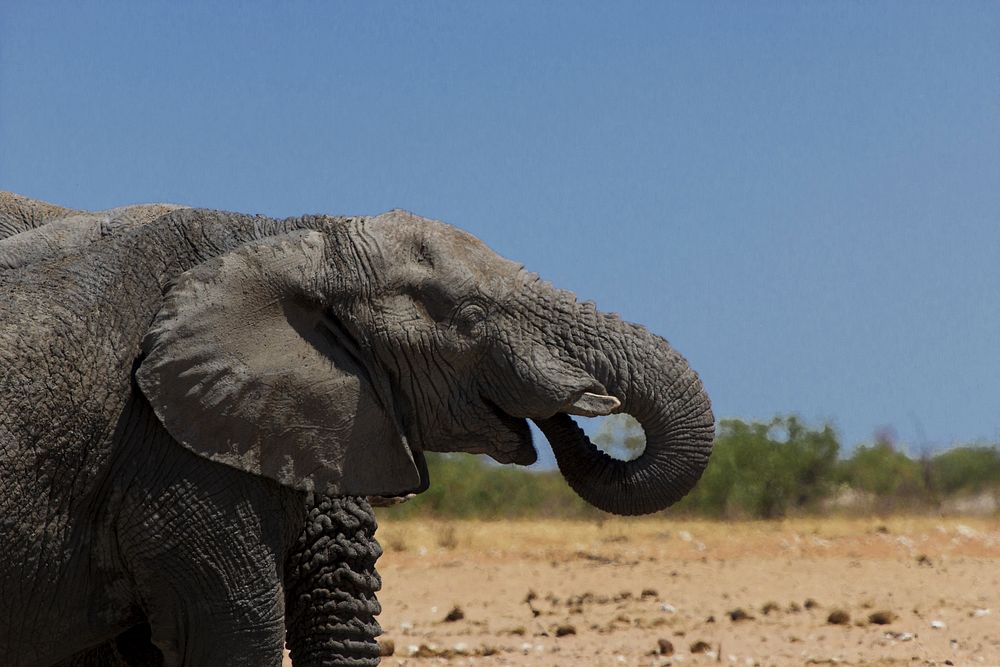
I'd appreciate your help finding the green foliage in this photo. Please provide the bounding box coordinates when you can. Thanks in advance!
[676,416,840,518]
[930,445,1000,495]
[378,416,1000,521]
[836,441,926,498]
[379,452,600,520]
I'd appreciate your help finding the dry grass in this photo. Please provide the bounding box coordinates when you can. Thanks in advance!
[376,515,1000,562]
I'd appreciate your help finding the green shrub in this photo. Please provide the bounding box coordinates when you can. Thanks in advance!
[676,416,840,518]
[836,442,927,499]
[379,453,598,520]
[930,445,1000,495]
[377,416,1000,521]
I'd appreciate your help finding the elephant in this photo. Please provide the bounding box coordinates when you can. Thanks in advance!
[1,195,384,666]
[0,193,714,666]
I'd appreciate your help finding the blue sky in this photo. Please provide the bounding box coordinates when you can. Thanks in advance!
[2,2,998,462]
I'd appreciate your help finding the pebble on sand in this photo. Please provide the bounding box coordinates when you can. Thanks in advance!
[868,610,897,625]
[443,605,465,622]
[728,608,754,622]
[827,610,851,625]
[761,601,781,615]
[690,640,712,654]
[555,624,576,637]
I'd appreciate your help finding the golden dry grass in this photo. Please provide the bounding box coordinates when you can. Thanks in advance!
[377,515,1000,561]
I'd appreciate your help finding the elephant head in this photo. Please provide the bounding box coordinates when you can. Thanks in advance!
[136,209,713,515]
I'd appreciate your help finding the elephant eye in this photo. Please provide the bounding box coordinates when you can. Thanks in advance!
[455,300,488,332]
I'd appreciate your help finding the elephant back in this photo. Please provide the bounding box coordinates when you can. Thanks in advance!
[0,192,186,272]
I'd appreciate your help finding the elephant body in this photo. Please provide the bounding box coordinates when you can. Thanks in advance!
[0,194,714,666]
[1,203,383,665]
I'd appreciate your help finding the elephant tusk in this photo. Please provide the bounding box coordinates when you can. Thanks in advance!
[562,392,621,417]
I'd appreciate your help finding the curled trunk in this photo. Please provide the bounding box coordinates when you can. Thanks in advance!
[537,311,714,516]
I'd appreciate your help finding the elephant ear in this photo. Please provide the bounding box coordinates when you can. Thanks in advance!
[135,229,423,496]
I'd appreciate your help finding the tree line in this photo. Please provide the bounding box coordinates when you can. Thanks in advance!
[379,415,1000,520]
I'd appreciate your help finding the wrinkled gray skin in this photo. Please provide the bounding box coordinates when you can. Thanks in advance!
[1,195,384,667]
[0,192,714,666]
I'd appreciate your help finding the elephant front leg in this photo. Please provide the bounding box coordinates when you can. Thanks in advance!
[284,495,384,667]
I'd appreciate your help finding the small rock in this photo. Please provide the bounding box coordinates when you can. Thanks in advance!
[930,620,946,629]
[916,554,933,567]
[524,590,538,603]
[869,610,897,625]
[728,608,754,622]
[377,638,394,656]
[642,588,659,599]
[787,602,802,613]
[972,608,991,617]
[555,624,576,637]
[657,638,675,655]
[443,605,465,622]
[413,643,439,658]
[827,610,851,625]
[661,603,677,613]
[705,615,716,623]
[761,601,780,615]
[804,598,820,610]
[690,640,712,654]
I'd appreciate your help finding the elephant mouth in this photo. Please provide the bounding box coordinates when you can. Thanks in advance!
[479,387,621,467]
[481,396,538,466]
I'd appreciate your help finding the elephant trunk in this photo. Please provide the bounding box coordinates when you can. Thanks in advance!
[285,495,384,667]
[536,308,714,516]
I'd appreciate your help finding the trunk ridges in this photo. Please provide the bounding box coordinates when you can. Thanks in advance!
[284,495,383,667]
[539,309,714,516]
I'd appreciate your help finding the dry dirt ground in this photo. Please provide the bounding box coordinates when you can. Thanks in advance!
[316,517,1000,667]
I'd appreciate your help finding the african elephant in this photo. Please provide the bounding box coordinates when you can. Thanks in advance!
[1,195,383,667]
[0,193,714,665]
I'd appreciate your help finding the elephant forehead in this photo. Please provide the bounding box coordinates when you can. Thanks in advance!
[423,226,524,285]
[369,212,523,282]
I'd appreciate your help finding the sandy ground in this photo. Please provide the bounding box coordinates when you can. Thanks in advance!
[335,517,1000,667]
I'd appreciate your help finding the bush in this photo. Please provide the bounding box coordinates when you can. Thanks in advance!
[930,445,1000,495]
[379,453,598,520]
[377,416,1000,521]
[676,416,840,518]
[836,437,928,511]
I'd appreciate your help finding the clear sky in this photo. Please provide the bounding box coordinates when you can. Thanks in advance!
[2,2,998,463]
